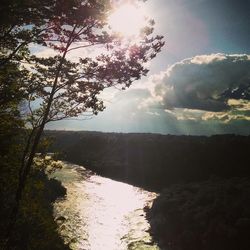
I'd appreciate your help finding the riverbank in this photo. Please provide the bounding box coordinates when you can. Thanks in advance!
[0,166,69,250]
[146,177,250,250]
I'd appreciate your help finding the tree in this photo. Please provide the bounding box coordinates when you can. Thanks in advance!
[0,0,84,65]
[2,0,164,247]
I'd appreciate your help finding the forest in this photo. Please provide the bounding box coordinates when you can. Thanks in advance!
[46,130,250,191]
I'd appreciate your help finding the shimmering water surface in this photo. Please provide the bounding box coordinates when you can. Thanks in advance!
[52,162,159,250]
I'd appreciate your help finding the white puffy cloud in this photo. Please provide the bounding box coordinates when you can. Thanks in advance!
[154,53,250,112]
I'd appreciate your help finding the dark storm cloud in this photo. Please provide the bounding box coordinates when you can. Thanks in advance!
[155,54,250,112]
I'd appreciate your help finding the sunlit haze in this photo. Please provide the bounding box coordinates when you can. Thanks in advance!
[46,0,250,136]
[108,4,145,37]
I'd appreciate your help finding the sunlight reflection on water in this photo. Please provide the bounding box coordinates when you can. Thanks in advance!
[52,162,159,250]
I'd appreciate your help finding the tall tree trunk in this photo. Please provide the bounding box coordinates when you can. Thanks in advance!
[4,25,77,249]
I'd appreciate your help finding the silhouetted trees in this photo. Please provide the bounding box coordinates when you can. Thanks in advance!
[147,177,250,250]
[46,131,250,191]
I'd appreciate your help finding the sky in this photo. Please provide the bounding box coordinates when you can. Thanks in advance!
[47,0,250,135]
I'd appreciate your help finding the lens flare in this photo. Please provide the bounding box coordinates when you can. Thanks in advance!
[108,4,145,37]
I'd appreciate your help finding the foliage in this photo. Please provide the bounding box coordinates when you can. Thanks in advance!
[0,62,25,204]
[34,155,64,174]
[0,59,68,248]
[0,108,68,249]
[0,162,69,249]
[1,0,164,127]
[147,177,250,250]
[0,0,88,64]
[1,0,164,247]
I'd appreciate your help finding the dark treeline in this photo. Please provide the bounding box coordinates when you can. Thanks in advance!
[46,130,250,191]
[147,177,250,250]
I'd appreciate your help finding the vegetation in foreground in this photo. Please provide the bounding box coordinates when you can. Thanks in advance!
[0,147,69,249]
[0,58,69,249]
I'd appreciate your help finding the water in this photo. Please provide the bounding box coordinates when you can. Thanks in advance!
[52,162,159,250]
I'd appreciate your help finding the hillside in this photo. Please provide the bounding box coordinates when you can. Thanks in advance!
[45,131,250,191]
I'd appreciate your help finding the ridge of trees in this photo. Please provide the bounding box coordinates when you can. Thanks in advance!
[45,130,250,191]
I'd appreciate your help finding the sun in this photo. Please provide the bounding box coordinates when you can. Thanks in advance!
[108,4,145,37]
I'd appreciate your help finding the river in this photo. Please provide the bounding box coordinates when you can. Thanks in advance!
[52,162,160,250]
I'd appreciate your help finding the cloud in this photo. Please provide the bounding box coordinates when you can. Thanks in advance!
[46,87,250,135]
[46,53,250,135]
[154,53,250,112]
[202,99,250,123]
